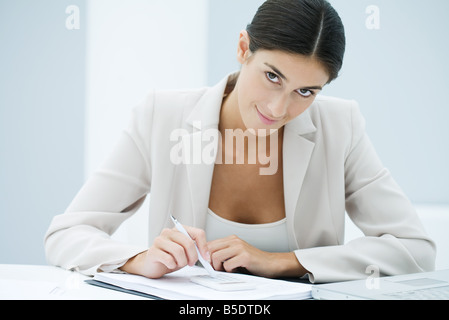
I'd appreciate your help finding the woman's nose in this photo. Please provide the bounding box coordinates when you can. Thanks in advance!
[267,94,289,118]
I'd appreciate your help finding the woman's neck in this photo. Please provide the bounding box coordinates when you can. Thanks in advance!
[219,73,244,133]
[219,85,244,133]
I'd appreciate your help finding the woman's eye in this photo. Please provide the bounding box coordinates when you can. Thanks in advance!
[298,89,313,98]
[266,72,280,84]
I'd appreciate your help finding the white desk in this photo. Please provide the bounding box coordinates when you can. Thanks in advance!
[0,264,148,300]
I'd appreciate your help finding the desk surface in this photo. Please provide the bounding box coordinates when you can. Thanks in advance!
[0,264,147,300]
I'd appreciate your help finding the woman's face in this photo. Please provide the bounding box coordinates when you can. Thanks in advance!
[235,32,330,134]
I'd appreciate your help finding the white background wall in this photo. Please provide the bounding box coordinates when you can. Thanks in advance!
[1,0,448,269]
[0,0,86,265]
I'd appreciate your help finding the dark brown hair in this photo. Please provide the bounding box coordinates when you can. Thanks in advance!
[246,0,346,83]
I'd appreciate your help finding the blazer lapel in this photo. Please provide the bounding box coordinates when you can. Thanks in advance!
[283,108,317,249]
[182,75,230,228]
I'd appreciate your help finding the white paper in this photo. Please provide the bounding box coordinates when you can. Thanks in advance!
[93,266,312,300]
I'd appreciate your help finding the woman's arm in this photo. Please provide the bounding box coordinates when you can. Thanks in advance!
[295,103,436,283]
[44,93,154,275]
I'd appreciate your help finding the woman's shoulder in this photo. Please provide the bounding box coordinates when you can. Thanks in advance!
[310,94,363,124]
[132,86,208,115]
[305,95,367,148]
[153,87,209,112]
[129,87,210,131]
[313,94,358,111]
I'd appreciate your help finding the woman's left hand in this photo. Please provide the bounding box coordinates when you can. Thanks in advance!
[207,235,308,278]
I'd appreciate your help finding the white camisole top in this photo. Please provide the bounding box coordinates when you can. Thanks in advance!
[205,208,290,253]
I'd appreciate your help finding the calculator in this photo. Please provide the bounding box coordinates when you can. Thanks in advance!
[190,274,257,291]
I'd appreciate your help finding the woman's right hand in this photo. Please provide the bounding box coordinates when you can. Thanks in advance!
[120,226,210,279]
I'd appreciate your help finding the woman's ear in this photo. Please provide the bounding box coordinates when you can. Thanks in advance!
[237,30,252,64]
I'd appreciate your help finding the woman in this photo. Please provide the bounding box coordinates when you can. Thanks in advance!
[45,0,435,283]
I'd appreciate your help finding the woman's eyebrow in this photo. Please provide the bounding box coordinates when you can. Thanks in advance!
[301,85,323,91]
[264,62,323,91]
[264,63,287,81]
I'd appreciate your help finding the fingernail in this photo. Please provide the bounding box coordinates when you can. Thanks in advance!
[206,251,211,262]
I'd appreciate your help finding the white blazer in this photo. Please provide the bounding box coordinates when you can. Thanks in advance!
[44,73,436,283]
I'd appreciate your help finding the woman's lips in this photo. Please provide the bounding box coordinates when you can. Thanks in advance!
[256,106,280,126]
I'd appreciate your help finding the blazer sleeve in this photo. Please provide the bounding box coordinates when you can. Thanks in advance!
[44,92,155,275]
[295,103,436,283]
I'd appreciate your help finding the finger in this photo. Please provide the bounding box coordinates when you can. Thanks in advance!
[207,239,227,271]
[154,237,186,268]
[211,256,225,272]
[161,228,200,265]
[207,238,223,251]
[222,255,245,273]
[183,226,210,263]
[210,246,236,272]
[152,249,177,270]
[209,235,252,272]
[170,230,202,266]
[156,232,192,267]
[208,235,241,257]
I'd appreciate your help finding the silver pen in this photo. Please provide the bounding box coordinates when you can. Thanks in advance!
[170,215,217,277]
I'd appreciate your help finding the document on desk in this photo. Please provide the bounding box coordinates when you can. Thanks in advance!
[91,266,312,300]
